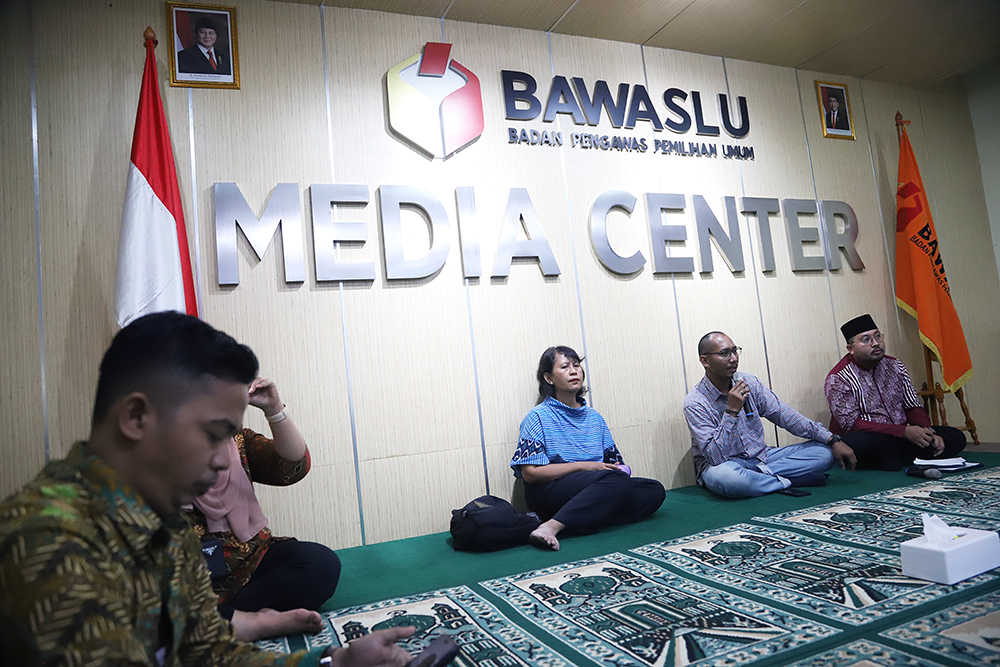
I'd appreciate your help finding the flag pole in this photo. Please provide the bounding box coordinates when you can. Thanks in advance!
[896,112,939,420]
[894,111,979,444]
[115,23,199,327]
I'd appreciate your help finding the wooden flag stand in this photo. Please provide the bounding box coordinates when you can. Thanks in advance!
[917,347,979,445]
[895,112,978,446]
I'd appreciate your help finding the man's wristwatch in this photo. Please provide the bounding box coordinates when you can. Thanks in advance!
[725,408,740,417]
[827,434,842,445]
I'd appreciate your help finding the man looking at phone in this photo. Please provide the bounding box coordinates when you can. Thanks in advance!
[683,331,856,498]
[825,314,966,470]
[0,312,413,666]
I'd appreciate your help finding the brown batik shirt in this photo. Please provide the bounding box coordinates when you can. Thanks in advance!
[185,428,311,605]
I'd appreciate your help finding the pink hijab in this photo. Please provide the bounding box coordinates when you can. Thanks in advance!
[193,438,268,542]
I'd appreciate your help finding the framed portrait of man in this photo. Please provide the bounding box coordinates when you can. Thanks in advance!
[167,2,240,89]
[816,81,855,140]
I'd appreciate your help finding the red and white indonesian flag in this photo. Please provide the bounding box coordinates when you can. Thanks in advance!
[115,31,197,327]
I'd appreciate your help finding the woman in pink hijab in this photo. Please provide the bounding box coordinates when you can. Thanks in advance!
[186,377,340,642]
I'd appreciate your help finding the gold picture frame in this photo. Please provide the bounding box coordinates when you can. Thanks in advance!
[815,81,855,140]
[167,2,240,89]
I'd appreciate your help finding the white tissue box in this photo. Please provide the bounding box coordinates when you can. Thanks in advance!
[900,527,1000,584]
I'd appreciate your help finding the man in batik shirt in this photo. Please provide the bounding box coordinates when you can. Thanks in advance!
[0,312,412,667]
[824,314,966,471]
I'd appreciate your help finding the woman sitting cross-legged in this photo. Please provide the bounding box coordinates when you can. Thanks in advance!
[510,346,666,551]
[185,377,341,642]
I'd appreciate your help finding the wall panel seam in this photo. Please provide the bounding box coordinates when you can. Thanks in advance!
[321,4,366,545]
[547,31,593,406]
[642,45,689,393]
[186,90,204,312]
[723,57,772,393]
[795,68,842,359]
[442,18,490,494]
[29,0,49,462]
[857,80,905,344]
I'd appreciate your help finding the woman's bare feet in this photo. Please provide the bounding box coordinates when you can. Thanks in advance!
[529,519,564,551]
[231,608,324,642]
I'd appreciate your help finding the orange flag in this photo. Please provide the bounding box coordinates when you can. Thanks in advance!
[895,124,972,391]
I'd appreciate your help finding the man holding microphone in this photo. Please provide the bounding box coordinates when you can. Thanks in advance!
[684,331,856,499]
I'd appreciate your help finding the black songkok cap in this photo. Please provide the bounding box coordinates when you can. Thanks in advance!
[841,314,877,342]
[195,16,216,32]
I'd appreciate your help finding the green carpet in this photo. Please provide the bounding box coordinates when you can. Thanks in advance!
[261,452,1000,665]
[329,451,1000,610]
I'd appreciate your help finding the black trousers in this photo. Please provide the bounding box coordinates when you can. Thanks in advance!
[840,425,966,471]
[218,540,341,620]
[524,469,665,534]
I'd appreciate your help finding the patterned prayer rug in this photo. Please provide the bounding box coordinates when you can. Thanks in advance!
[632,524,995,625]
[753,500,1000,552]
[481,552,837,667]
[880,590,1000,666]
[949,466,1000,487]
[855,480,1000,519]
[784,639,948,666]
[257,586,571,666]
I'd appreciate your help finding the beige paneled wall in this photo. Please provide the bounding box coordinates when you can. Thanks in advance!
[856,79,927,378]
[915,78,1000,435]
[1,0,46,495]
[2,0,997,549]
[727,60,836,445]
[794,70,898,428]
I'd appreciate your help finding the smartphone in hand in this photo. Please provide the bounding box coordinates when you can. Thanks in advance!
[405,635,460,667]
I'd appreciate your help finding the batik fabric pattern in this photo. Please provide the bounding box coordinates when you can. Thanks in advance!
[185,428,310,604]
[825,354,930,436]
[0,442,321,667]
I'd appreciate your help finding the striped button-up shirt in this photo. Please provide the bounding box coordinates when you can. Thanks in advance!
[683,373,832,479]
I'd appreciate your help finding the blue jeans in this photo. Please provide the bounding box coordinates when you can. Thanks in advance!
[700,442,834,499]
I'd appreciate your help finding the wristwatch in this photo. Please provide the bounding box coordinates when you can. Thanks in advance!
[827,434,842,445]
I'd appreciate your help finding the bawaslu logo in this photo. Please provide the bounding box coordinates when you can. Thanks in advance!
[386,42,484,160]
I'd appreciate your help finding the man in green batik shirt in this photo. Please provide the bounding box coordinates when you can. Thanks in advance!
[0,312,413,667]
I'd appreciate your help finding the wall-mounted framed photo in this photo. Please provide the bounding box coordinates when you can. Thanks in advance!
[167,2,239,89]
[815,81,855,140]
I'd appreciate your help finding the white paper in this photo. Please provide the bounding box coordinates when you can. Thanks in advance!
[921,512,964,544]
[914,457,966,468]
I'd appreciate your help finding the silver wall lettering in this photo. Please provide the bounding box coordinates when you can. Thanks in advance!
[646,193,694,274]
[782,198,826,271]
[455,187,481,278]
[694,195,744,273]
[590,190,644,274]
[214,183,305,286]
[819,200,865,271]
[492,188,560,277]
[740,197,779,272]
[378,186,451,280]
[214,183,866,285]
[310,184,374,282]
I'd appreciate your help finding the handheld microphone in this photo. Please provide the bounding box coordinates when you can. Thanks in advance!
[733,372,750,413]
[904,467,942,479]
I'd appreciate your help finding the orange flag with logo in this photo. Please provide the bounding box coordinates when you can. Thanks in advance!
[895,124,972,391]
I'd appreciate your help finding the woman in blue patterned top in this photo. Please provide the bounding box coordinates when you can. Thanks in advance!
[510,346,665,550]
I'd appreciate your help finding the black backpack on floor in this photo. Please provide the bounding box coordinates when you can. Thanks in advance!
[450,495,540,552]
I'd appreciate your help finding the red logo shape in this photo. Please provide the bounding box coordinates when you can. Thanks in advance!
[386,43,485,159]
